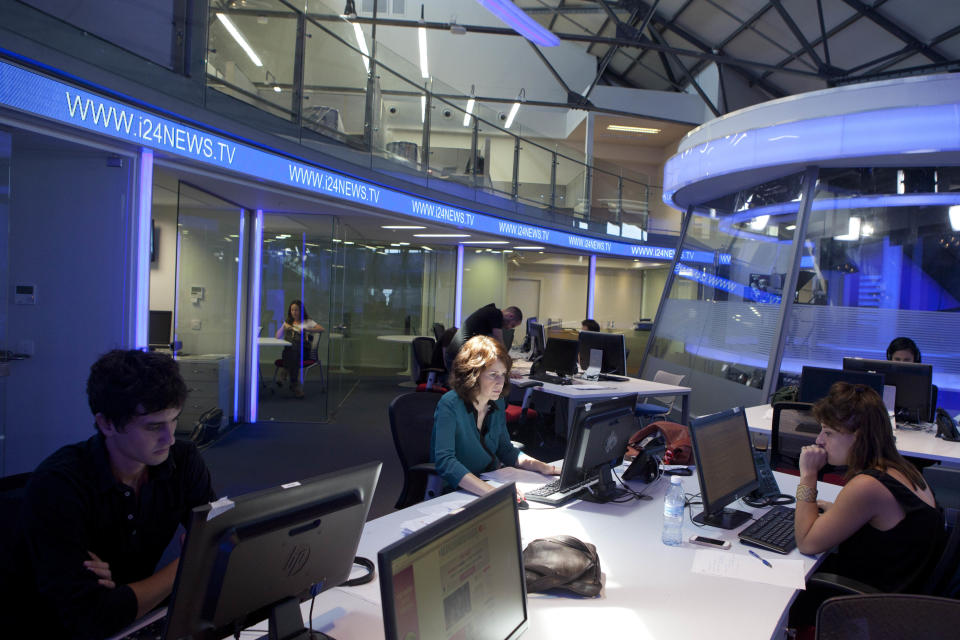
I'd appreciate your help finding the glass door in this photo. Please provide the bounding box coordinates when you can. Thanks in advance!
[173,183,245,433]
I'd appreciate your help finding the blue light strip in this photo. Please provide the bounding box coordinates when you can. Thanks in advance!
[232,209,245,422]
[248,210,264,423]
[476,0,561,47]
[587,255,596,318]
[134,148,153,347]
[0,58,722,264]
[664,103,960,208]
[455,245,464,327]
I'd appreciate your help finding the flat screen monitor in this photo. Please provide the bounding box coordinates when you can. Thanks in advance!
[163,461,381,640]
[556,394,639,503]
[378,483,528,640]
[527,322,546,362]
[798,366,884,403]
[148,310,172,348]
[540,337,580,378]
[577,331,627,376]
[689,407,759,529]
[842,357,933,423]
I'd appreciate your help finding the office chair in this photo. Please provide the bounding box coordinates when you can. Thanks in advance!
[410,336,446,392]
[273,331,325,395]
[0,472,31,604]
[389,392,445,509]
[634,370,686,424]
[815,594,960,640]
[505,379,543,445]
[768,402,842,485]
[432,323,445,342]
[923,465,960,529]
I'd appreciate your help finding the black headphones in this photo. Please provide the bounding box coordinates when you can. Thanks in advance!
[341,556,375,587]
[742,493,795,508]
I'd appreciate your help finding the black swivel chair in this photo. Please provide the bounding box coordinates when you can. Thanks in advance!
[432,323,445,342]
[410,336,446,391]
[816,594,960,640]
[388,392,445,509]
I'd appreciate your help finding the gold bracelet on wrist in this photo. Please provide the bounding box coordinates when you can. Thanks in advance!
[796,484,818,503]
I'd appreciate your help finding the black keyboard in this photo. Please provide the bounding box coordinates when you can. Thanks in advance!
[530,372,574,385]
[526,475,598,506]
[738,505,796,555]
[598,373,628,382]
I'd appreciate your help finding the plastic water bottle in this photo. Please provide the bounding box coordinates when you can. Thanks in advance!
[662,475,684,546]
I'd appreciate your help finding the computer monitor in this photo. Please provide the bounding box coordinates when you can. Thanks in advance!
[527,322,546,361]
[148,310,172,348]
[577,331,627,376]
[163,462,381,640]
[540,337,580,378]
[378,483,528,640]
[842,357,934,423]
[556,394,639,503]
[798,366,885,403]
[689,407,759,529]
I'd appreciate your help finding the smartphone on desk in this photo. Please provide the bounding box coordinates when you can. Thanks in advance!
[689,535,730,549]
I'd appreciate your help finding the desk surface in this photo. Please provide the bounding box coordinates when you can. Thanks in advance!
[260,468,840,640]
[376,334,426,343]
[746,403,960,465]
[510,358,691,401]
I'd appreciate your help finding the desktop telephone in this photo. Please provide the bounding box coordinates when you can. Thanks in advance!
[935,408,960,442]
[743,450,795,507]
[623,432,663,483]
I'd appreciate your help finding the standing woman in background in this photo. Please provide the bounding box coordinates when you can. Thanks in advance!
[275,300,324,398]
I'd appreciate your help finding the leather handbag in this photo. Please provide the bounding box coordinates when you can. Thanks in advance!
[522,535,603,597]
[627,421,693,465]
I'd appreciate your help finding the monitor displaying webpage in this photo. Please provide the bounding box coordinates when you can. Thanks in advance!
[387,499,525,640]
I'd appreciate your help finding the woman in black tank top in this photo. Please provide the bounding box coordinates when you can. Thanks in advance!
[794,382,944,591]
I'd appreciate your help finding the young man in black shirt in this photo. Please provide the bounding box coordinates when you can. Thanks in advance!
[5,349,216,639]
[444,303,523,371]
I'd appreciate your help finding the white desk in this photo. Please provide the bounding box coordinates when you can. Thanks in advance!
[376,334,426,383]
[249,468,840,640]
[257,337,291,347]
[746,403,960,465]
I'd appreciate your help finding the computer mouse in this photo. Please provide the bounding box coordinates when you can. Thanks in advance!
[517,498,530,510]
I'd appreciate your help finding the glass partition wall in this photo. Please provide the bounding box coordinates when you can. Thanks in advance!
[645,166,960,415]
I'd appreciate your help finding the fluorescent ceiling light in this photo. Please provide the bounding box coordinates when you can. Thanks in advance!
[785,224,797,231]
[381,225,426,229]
[950,206,960,231]
[353,23,370,73]
[475,0,560,47]
[607,125,661,134]
[504,100,521,129]
[217,13,263,67]
[463,97,475,127]
[421,246,433,251]
[835,216,862,241]
[513,245,545,250]
[748,215,769,230]
[418,26,429,79]
[414,233,471,238]
[460,240,509,245]
[421,95,426,123]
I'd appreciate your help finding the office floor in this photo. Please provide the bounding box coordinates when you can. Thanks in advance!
[200,374,565,521]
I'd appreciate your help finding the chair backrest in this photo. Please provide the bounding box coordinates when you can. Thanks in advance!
[651,370,686,409]
[816,594,960,640]
[304,331,321,362]
[923,512,960,597]
[924,465,960,529]
[388,392,444,508]
[771,401,818,472]
[432,323,445,341]
[410,336,437,384]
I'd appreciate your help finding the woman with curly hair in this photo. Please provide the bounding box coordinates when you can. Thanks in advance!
[431,335,559,496]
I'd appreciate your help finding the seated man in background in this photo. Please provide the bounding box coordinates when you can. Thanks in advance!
[581,318,600,332]
[886,336,921,363]
[444,303,522,372]
[4,349,216,639]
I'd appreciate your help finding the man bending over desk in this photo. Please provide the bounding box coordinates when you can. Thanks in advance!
[4,349,216,639]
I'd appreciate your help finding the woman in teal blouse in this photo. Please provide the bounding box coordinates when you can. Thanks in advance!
[431,335,559,496]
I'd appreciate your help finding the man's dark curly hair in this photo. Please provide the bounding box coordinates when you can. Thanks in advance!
[87,349,188,431]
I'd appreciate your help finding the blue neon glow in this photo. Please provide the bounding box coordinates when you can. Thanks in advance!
[476,0,561,47]
[135,148,153,347]
[248,210,264,423]
[455,245,464,327]
[674,262,783,305]
[664,103,960,208]
[587,255,596,318]
[0,58,721,263]
[233,209,245,422]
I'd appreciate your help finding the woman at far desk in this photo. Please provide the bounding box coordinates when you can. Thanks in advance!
[275,299,324,398]
[432,335,559,497]
[794,382,944,591]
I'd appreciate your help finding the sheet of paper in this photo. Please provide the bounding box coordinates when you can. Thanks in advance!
[690,549,807,590]
[206,496,235,520]
[571,384,613,391]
